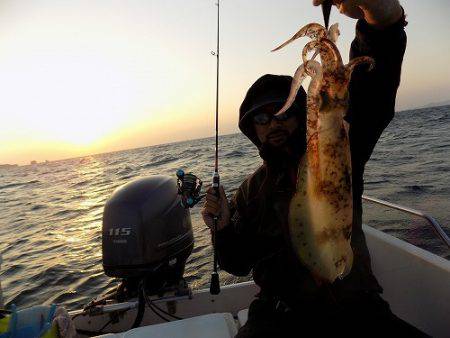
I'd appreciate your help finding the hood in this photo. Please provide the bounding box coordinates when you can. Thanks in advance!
[238,74,307,148]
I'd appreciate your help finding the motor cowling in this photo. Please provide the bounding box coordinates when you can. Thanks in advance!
[102,175,194,284]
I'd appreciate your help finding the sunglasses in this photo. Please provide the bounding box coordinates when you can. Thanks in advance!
[252,107,297,125]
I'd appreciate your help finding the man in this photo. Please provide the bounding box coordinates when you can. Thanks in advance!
[202,0,427,336]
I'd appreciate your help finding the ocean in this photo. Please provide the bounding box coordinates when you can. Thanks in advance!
[0,105,449,311]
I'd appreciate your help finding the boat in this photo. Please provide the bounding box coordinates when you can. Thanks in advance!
[67,175,450,338]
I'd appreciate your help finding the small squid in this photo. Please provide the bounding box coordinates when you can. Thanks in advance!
[272,23,374,282]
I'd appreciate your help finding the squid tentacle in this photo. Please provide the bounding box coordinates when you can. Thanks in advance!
[302,40,321,64]
[327,23,340,43]
[308,23,340,63]
[272,23,326,52]
[345,56,375,79]
[319,38,343,69]
[305,60,323,95]
[302,38,343,71]
[305,60,323,139]
[276,64,308,116]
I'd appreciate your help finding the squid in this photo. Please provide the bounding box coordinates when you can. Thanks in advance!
[272,23,374,282]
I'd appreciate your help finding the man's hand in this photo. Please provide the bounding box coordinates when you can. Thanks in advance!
[201,185,231,231]
[313,0,403,29]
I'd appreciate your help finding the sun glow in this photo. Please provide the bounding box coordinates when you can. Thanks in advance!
[1,1,449,165]
[0,0,211,164]
[0,33,169,148]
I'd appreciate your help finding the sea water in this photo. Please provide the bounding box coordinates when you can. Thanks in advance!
[0,105,449,310]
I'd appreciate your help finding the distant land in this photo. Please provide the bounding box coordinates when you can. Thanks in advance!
[0,164,18,169]
[421,99,450,109]
[0,160,52,168]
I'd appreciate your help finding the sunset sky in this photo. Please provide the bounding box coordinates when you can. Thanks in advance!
[0,0,449,165]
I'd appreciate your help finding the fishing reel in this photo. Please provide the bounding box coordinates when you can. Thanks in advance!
[176,169,203,208]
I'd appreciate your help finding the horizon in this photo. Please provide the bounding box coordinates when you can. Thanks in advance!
[1,1,450,165]
[3,103,449,167]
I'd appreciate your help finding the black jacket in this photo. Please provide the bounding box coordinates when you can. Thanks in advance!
[215,17,407,305]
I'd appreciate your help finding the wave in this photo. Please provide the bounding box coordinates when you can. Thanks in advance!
[116,166,133,175]
[0,180,39,191]
[434,143,450,149]
[365,180,388,185]
[143,156,177,168]
[120,174,137,181]
[31,204,46,211]
[52,209,82,219]
[404,185,434,193]
[224,150,245,158]
[70,179,92,188]
[2,264,26,278]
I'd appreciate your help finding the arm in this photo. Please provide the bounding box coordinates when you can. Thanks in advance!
[312,0,406,170]
[314,1,407,239]
[202,184,256,276]
[347,10,407,190]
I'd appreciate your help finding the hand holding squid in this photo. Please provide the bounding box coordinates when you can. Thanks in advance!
[312,0,403,28]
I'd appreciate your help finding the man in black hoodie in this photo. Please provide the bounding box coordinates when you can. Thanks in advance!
[202,0,427,337]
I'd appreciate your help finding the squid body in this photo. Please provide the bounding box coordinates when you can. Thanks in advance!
[272,23,374,282]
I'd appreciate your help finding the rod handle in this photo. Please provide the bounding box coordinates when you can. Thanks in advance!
[210,272,220,295]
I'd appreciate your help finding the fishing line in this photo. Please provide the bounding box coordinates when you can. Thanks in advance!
[142,280,183,321]
[147,303,171,322]
[147,301,182,321]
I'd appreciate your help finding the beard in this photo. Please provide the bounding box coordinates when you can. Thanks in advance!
[258,126,306,167]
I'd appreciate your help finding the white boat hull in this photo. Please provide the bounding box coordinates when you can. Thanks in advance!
[74,225,450,337]
[365,225,450,337]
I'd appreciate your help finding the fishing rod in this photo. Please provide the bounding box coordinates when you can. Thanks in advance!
[209,0,221,295]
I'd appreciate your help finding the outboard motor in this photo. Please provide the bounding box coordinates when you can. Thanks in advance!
[102,175,194,293]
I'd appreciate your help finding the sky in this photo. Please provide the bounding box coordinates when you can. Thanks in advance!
[0,0,449,165]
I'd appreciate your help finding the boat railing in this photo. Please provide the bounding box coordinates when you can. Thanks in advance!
[203,190,450,248]
[362,195,450,249]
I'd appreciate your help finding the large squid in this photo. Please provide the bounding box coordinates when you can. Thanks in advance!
[272,23,374,282]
